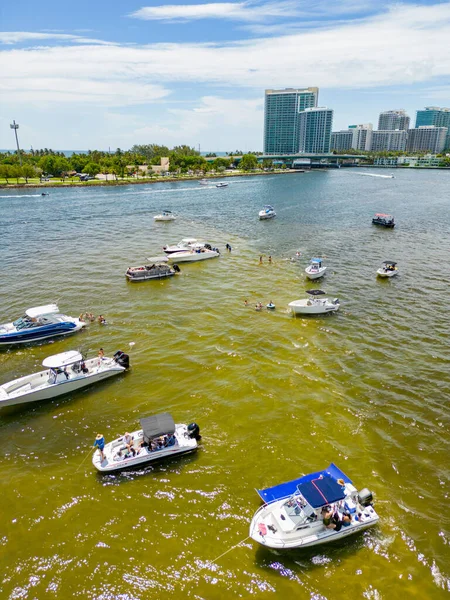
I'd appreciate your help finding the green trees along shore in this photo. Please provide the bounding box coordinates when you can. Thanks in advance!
[0,145,269,186]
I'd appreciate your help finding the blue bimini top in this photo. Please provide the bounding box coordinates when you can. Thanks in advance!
[257,463,352,505]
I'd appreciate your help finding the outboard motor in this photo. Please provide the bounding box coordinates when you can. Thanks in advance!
[204,243,212,250]
[358,488,373,507]
[172,264,181,273]
[187,422,201,440]
[113,351,130,369]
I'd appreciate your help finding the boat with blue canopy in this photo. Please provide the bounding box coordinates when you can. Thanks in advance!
[249,463,378,549]
[259,205,276,220]
[0,304,85,346]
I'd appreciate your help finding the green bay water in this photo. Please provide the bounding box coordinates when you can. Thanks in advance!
[0,169,449,599]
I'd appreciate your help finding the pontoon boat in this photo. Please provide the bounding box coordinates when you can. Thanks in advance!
[126,262,180,281]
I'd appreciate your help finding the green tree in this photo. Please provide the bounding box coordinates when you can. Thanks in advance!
[83,162,100,177]
[21,164,36,183]
[239,153,258,171]
[0,164,11,183]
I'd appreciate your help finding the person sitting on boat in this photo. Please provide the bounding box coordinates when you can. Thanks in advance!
[94,434,106,462]
[165,433,176,447]
[122,432,135,456]
[321,506,342,531]
[98,348,105,361]
[342,512,352,527]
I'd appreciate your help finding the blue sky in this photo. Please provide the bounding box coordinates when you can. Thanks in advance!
[1,0,449,151]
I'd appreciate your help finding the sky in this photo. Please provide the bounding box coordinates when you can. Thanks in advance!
[1,0,450,151]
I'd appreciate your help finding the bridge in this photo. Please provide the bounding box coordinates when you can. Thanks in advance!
[205,153,367,168]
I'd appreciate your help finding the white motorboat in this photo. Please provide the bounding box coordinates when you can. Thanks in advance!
[163,238,203,255]
[92,412,200,473]
[154,210,176,222]
[167,248,219,263]
[305,258,327,280]
[259,205,276,220]
[126,262,180,282]
[377,260,398,278]
[0,350,129,408]
[199,179,209,186]
[216,182,228,188]
[289,290,340,315]
[249,463,379,550]
[0,304,85,346]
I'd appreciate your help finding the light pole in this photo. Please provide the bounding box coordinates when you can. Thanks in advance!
[10,120,22,165]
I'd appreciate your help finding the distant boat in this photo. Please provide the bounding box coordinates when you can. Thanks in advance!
[305,258,327,280]
[154,210,176,222]
[216,182,228,188]
[376,261,398,278]
[259,205,276,220]
[199,179,209,185]
[372,213,395,228]
[126,263,180,282]
[358,172,395,179]
[288,290,340,315]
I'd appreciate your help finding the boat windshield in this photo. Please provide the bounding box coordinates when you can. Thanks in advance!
[283,494,316,523]
[13,316,36,330]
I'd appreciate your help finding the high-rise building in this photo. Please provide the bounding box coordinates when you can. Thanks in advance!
[349,123,373,150]
[264,87,319,154]
[378,110,410,131]
[406,126,448,153]
[371,130,408,152]
[298,107,333,153]
[415,106,450,128]
[331,130,353,151]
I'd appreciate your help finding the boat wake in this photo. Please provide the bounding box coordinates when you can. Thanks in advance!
[0,194,44,199]
[356,172,395,179]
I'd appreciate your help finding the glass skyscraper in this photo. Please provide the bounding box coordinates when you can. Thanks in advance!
[298,108,333,153]
[378,110,410,131]
[264,88,318,154]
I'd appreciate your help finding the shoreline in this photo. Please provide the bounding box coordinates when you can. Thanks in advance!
[0,169,304,190]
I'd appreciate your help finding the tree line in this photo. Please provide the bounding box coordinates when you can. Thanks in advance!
[0,144,265,182]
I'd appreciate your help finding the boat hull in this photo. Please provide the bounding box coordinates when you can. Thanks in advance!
[167,251,219,263]
[249,503,378,549]
[0,321,85,346]
[377,269,398,278]
[0,358,125,408]
[305,266,327,280]
[154,216,176,221]
[259,213,276,220]
[289,300,339,315]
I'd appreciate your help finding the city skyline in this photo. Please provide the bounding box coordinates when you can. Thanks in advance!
[1,0,450,150]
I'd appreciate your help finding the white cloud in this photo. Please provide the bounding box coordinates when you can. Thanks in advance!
[1,3,450,113]
[130,2,299,23]
[0,31,111,45]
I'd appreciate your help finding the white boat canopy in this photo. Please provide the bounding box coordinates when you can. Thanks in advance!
[146,256,169,263]
[181,238,198,244]
[26,304,59,318]
[141,413,175,443]
[42,350,83,368]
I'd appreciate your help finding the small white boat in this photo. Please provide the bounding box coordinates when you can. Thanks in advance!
[0,350,129,408]
[289,290,340,315]
[259,205,276,220]
[377,260,398,278]
[199,179,209,186]
[305,258,327,280]
[0,304,85,346]
[216,182,228,188]
[92,413,200,473]
[163,238,202,255]
[126,262,180,282]
[267,302,276,310]
[250,463,378,550]
[154,210,176,222]
[167,248,219,263]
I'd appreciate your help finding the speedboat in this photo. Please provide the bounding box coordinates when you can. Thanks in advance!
[377,261,398,278]
[216,182,228,188]
[0,304,85,346]
[92,412,200,473]
[259,205,276,220]
[372,213,395,227]
[126,262,180,282]
[289,290,340,315]
[0,350,129,408]
[305,258,327,280]
[249,463,379,549]
[199,179,209,186]
[167,247,219,263]
[163,238,203,255]
[154,210,176,222]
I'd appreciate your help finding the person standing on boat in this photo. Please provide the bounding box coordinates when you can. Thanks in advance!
[94,434,106,462]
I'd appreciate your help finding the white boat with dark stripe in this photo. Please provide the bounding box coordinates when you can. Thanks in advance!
[0,350,129,408]
[92,413,200,472]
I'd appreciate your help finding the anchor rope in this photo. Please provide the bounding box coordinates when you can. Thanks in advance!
[189,535,251,578]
